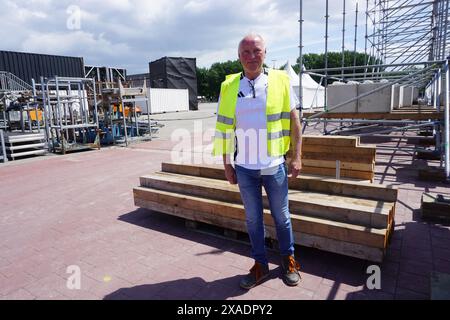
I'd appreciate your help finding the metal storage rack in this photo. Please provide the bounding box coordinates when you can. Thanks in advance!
[98,79,156,146]
[35,76,100,154]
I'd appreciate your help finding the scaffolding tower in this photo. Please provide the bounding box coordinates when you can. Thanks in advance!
[298,0,450,181]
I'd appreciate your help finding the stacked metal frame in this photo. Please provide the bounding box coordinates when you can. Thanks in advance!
[298,0,450,180]
[98,79,156,146]
[34,76,100,154]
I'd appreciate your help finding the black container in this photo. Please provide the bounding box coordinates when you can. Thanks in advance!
[149,57,198,110]
[0,50,84,85]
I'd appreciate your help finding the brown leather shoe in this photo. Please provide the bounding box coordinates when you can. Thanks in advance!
[239,262,270,290]
[281,255,301,286]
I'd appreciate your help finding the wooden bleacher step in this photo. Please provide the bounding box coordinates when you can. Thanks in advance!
[133,186,387,262]
[160,162,397,202]
[133,162,398,262]
[139,172,393,229]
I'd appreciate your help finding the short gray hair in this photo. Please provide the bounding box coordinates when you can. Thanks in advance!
[238,33,266,51]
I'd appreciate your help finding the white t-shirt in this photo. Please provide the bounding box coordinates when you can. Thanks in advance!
[218,70,299,170]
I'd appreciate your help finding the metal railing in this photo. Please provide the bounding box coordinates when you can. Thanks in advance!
[0,129,7,163]
[0,71,32,92]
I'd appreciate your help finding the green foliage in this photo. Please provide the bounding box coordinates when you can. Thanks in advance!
[197,60,243,101]
[295,51,382,83]
[196,51,381,100]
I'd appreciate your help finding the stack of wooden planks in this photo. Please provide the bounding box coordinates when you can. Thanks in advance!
[298,135,376,182]
[133,162,398,262]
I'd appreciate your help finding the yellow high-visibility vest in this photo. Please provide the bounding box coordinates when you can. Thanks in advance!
[212,69,291,156]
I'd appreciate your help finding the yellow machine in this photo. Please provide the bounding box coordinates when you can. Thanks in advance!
[29,109,43,121]
[113,103,142,117]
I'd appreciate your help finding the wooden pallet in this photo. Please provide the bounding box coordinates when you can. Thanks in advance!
[297,135,376,182]
[133,163,398,262]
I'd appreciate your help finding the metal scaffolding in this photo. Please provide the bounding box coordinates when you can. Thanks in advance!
[33,76,100,154]
[98,80,158,146]
[298,0,450,181]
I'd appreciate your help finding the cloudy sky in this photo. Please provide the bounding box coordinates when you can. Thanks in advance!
[0,0,365,74]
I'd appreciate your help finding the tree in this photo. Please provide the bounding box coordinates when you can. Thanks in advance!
[295,51,382,84]
[197,60,243,101]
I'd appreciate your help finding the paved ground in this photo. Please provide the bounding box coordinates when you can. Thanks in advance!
[0,104,449,300]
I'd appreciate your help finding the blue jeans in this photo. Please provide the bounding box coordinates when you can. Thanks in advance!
[235,163,295,266]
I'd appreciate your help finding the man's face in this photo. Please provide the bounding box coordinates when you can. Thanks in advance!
[238,37,266,75]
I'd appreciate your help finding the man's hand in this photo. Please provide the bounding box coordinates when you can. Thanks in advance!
[288,158,302,179]
[224,164,237,184]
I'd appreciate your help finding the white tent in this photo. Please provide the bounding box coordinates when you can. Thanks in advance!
[283,62,325,109]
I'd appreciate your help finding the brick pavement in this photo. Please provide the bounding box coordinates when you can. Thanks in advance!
[0,127,449,300]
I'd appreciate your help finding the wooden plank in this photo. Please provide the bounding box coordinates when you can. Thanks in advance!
[161,162,226,180]
[301,166,374,181]
[301,151,375,164]
[134,187,388,248]
[156,171,391,211]
[134,191,385,262]
[140,173,242,203]
[302,144,376,157]
[161,162,398,201]
[134,197,249,233]
[288,191,391,229]
[302,135,359,147]
[134,186,246,220]
[302,159,374,172]
[140,172,392,229]
[288,175,397,202]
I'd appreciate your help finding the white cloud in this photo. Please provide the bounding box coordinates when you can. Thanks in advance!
[20,31,131,59]
[0,0,370,73]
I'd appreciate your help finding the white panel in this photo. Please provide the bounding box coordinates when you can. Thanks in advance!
[358,82,392,112]
[391,84,400,110]
[327,83,358,113]
[399,86,413,107]
[145,88,189,114]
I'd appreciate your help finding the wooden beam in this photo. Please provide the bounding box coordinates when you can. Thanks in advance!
[135,196,384,262]
[162,162,226,180]
[302,135,359,147]
[161,162,398,201]
[301,166,374,181]
[302,159,374,172]
[302,151,375,164]
[134,187,389,249]
[141,172,393,227]
[301,144,376,157]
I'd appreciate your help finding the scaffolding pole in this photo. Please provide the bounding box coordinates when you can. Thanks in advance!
[342,0,347,81]
[446,58,450,180]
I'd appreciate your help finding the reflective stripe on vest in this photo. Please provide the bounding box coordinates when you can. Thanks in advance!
[212,69,291,156]
[216,114,234,125]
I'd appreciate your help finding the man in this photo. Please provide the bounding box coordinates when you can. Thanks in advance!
[213,34,302,289]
